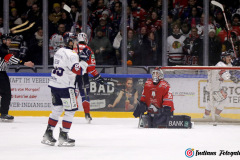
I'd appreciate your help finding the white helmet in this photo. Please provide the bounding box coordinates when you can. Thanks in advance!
[52,34,64,47]
[77,32,88,44]
[152,67,164,84]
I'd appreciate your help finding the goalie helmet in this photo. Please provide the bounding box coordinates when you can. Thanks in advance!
[152,67,164,84]
[77,32,88,44]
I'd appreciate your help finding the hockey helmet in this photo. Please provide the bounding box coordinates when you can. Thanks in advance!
[63,32,77,46]
[152,67,164,84]
[221,49,234,60]
[77,32,88,44]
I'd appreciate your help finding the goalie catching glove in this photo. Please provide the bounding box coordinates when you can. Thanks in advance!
[93,74,105,85]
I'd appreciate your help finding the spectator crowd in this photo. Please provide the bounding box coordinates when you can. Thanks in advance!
[0,0,240,66]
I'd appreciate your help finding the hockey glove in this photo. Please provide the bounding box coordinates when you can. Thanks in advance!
[94,74,104,85]
[230,75,240,84]
[79,48,91,61]
[133,101,147,118]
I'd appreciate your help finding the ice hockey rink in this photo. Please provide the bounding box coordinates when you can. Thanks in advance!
[1,117,240,160]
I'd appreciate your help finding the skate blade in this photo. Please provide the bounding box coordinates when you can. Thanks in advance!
[41,140,56,146]
[0,119,14,122]
[58,142,75,147]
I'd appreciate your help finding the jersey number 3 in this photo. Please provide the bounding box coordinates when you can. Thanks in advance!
[53,67,65,76]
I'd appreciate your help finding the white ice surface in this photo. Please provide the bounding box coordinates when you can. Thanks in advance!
[1,117,240,160]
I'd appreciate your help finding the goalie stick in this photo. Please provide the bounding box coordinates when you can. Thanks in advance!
[211,0,236,58]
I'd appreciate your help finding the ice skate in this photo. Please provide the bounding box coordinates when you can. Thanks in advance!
[85,113,92,124]
[41,125,56,146]
[0,114,14,122]
[58,128,75,147]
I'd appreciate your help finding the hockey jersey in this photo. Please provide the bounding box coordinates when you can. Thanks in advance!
[49,48,81,88]
[73,44,99,77]
[140,79,174,112]
[206,61,232,92]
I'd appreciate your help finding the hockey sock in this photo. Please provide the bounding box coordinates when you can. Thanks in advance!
[82,101,90,113]
[62,111,75,132]
[48,118,58,130]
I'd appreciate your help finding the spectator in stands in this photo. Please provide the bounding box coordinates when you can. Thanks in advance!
[70,3,81,27]
[183,26,203,65]
[167,22,186,66]
[95,17,113,41]
[89,26,114,65]
[58,11,73,32]
[119,28,136,65]
[122,6,134,30]
[77,0,82,12]
[213,9,226,31]
[196,13,215,37]
[222,32,240,57]
[181,0,202,22]
[232,13,240,27]
[145,11,162,33]
[184,6,201,27]
[110,2,122,41]
[89,0,108,30]
[131,0,147,30]
[180,22,190,37]
[49,3,62,25]
[132,26,149,65]
[27,26,43,65]
[208,28,222,66]
[147,32,160,65]
[9,8,22,28]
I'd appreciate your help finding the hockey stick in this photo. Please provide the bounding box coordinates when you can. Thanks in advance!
[63,4,77,34]
[211,0,237,57]
[10,20,29,31]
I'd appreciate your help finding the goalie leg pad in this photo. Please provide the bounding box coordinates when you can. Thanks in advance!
[167,115,192,129]
[140,114,152,128]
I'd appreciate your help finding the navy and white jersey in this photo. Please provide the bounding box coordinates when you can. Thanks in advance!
[49,47,80,88]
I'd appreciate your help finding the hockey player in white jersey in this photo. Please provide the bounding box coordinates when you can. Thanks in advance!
[204,50,239,121]
[41,32,88,147]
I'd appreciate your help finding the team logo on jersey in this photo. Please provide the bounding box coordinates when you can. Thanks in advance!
[172,41,181,49]
[185,148,194,158]
[91,54,95,59]
[151,91,156,98]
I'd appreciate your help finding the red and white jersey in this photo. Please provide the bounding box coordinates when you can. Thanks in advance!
[140,79,174,112]
[206,61,232,92]
[73,44,99,76]
[49,48,81,89]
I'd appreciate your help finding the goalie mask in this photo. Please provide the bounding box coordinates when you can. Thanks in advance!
[152,67,164,84]
[77,32,88,44]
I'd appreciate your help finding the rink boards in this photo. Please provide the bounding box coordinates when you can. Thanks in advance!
[6,73,240,120]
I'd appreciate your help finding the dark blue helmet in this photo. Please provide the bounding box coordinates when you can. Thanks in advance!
[63,32,77,46]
